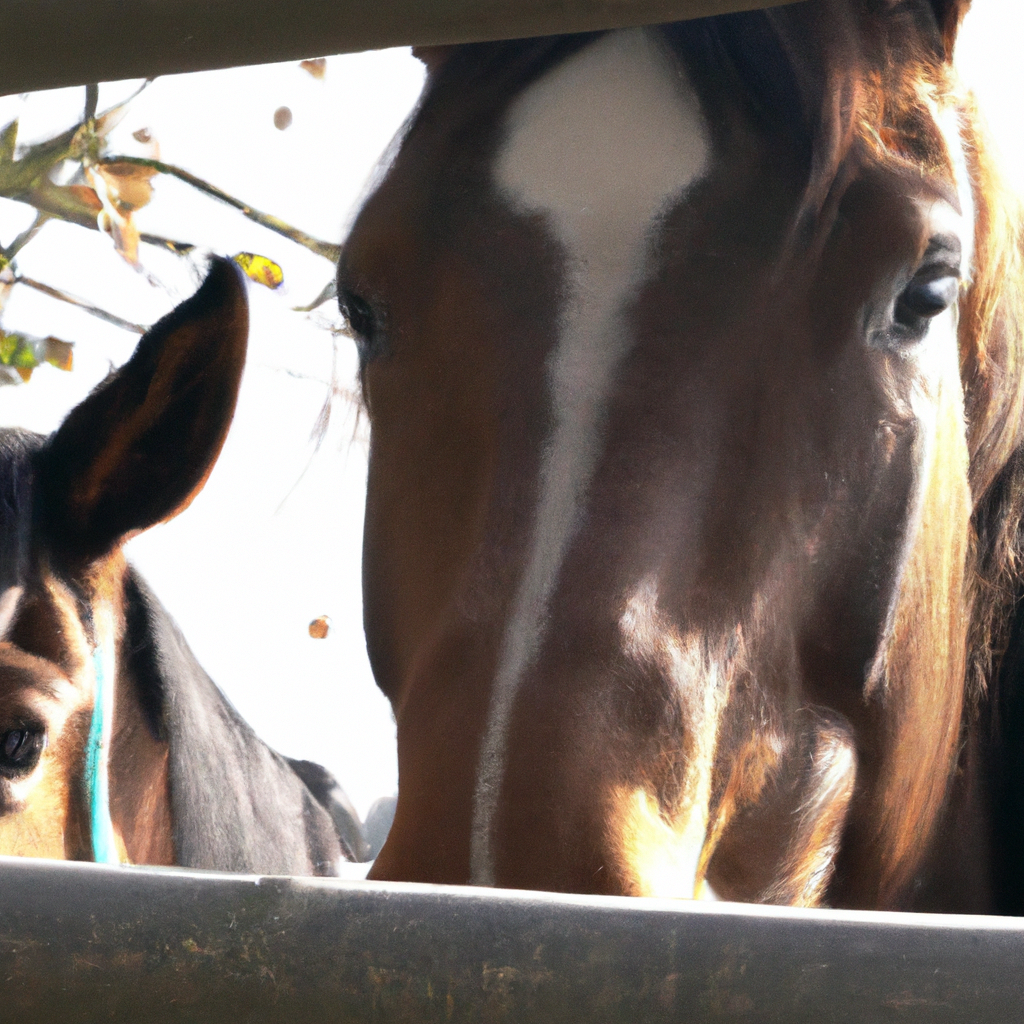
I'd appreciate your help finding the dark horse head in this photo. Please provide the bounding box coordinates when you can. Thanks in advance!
[338,0,1024,909]
[0,260,363,870]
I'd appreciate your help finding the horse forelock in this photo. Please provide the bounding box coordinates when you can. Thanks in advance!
[663,3,1024,726]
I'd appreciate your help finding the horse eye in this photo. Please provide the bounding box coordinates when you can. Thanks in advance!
[340,290,382,363]
[0,727,46,774]
[894,273,960,329]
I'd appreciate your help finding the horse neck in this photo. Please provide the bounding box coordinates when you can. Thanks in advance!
[108,638,174,866]
[122,569,346,875]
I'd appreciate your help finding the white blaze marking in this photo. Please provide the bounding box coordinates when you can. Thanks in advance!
[470,28,711,884]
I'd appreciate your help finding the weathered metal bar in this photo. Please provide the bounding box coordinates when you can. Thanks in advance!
[1,0,797,97]
[0,855,1022,1022]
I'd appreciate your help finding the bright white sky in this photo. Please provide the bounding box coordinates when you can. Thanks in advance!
[0,4,1020,827]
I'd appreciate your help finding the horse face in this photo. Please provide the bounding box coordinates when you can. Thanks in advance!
[0,260,248,861]
[0,580,95,857]
[340,7,980,903]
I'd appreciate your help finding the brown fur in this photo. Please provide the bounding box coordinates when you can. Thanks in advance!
[0,260,246,866]
[343,0,1024,910]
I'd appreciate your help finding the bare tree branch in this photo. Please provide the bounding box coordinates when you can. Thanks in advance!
[4,185,195,255]
[97,154,341,263]
[1,210,49,263]
[14,275,146,333]
[293,277,337,312]
[139,234,195,255]
[0,82,151,198]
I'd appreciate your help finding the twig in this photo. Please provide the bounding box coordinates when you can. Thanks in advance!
[14,275,146,334]
[1,210,49,263]
[293,277,337,312]
[4,186,196,254]
[84,85,99,123]
[139,234,195,255]
[0,82,152,199]
[97,155,341,264]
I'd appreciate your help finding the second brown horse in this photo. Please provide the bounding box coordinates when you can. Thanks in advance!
[0,260,365,870]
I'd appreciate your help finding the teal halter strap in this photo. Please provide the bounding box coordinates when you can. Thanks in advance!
[85,644,119,864]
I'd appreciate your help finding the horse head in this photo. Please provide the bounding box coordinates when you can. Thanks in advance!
[0,259,248,861]
[339,0,1024,909]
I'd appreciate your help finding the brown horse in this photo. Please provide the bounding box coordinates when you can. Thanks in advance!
[0,259,364,870]
[337,0,1024,911]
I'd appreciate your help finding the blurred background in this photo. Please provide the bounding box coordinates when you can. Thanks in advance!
[0,1,1020,834]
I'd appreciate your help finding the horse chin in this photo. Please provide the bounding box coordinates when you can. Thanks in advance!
[609,785,718,900]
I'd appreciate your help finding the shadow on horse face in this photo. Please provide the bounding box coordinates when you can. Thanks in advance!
[339,0,1024,909]
[0,260,247,863]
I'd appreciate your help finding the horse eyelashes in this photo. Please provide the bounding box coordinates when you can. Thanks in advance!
[340,290,382,363]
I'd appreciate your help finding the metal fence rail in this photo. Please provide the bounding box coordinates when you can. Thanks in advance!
[0,0,795,96]
[0,855,1022,1023]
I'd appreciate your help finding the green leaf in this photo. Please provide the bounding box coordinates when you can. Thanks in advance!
[0,119,81,197]
[0,331,17,365]
[0,330,74,377]
[12,341,37,369]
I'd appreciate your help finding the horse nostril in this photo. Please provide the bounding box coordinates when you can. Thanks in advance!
[0,728,46,773]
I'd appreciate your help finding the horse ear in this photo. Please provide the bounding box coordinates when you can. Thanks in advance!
[36,257,248,563]
[926,0,971,60]
[412,45,455,75]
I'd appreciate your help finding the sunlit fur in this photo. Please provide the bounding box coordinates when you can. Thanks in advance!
[828,5,1024,905]
[343,0,1024,911]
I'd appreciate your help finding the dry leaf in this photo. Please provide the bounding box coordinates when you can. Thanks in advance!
[86,162,158,266]
[42,336,74,372]
[66,183,103,213]
[0,329,74,382]
[92,162,157,212]
[300,58,326,80]
[308,616,331,639]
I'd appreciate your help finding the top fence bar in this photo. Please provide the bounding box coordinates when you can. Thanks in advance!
[1,0,796,96]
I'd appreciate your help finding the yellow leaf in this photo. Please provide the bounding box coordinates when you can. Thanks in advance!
[233,252,284,290]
